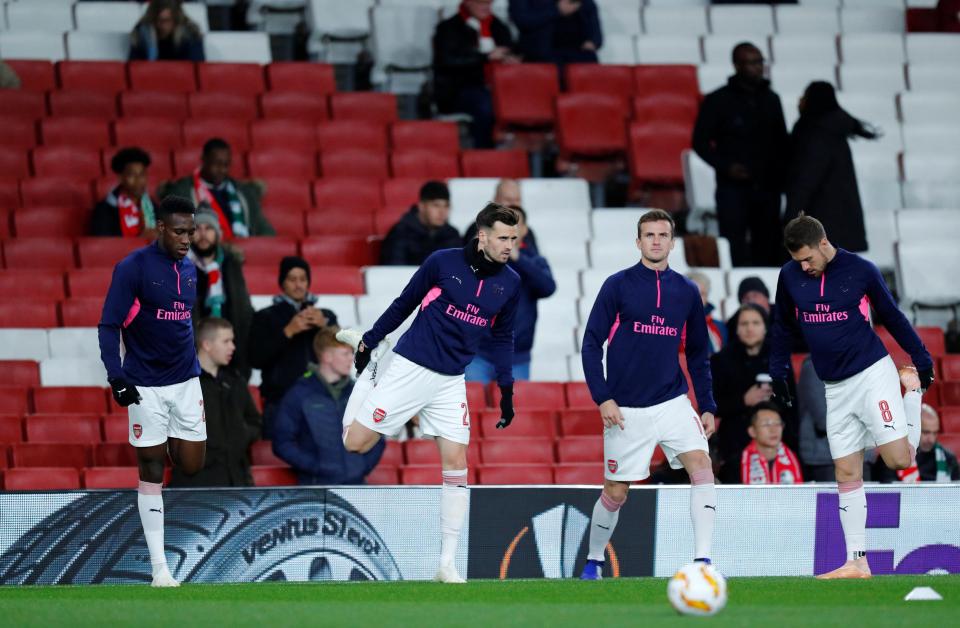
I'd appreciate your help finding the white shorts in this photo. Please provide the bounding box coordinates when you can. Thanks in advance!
[825,355,908,459]
[352,353,470,445]
[604,394,708,481]
[128,377,207,447]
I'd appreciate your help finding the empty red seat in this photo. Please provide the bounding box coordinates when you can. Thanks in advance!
[188,92,259,121]
[492,63,559,127]
[26,414,101,444]
[263,208,305,236]
[47,91,119,120]
[560,409,600,436]
[172,148,226,178]
[83,466,139,489]
[390,121,459,154]
[460,149,530,178]
[566,64,634,105]
[478,410,557,439]
[0,362,40,388]
[943,356,960,382]
[251,465,298,486]
[319,150,389,180]
[466,381,489,411]
[41,117,112,149]
[0,387,30,415]
[491,381,565,410]
[301,236,377,266]
[0,414,23,442]
[119,91,190,120]
[478,464,553,485]
[94,442,137,466]
[0,147,30,179]
[556,436,603,463]
[0,269,65,302]
[373,206,408,235]
[102,413,128,442]
[390,151,460,179]
[60,298,103,326]
[260,91,329,122]
[33,387,108,414]
[481,439,554,465]
[250,440,287,466]
[260,176,313,209]
[243,265,281,294]
[329,93,397,124]
[381,177,426,211]
[0,91,45,119]
[305,211,374,237]
[553,463,603,484]
[0,301,59,327]
[917,327,947,357]
[14,206,88,238]
[19,178,94,208]
[57,60,127,92]
[317,120,388,153]
[4,467,81,490]
[632,94,698,126]
[267,62,336,94]
[4,237,76,270]
[366,465,399,485]
[5,60,55,92]
[875,326,946,369]
[250,119,317,151]
[0,178,19,210]
[11,443,92,468]
[404,439,441,465]
[309,266,364,294]
[556,93,628,156]
[937,433,960,457]
[2,116,38,150]
[565,382,594,408]
[634,64,700,101]
[379,440,403,467]
[231,236,298,268]
[114,118,183,152]
[400,464,441,485]
[248,149,318,179]
[32,146,104,179]
[939,407,960,433]
[128,61,197,93]
[182,118,251,151]
[629,121,690,185]
[197,63,266,95]
[76,238,147,269]
[942,383,960,406]
[67,268,112,298]
[313,178,380,212]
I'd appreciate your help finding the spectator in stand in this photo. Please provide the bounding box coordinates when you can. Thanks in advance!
[687,271,727,355]
[188,211,254,380]
[495,178,522,207]
[169,318,260,488]
[248,256,338,438]
[711,303,796,483]
[0,59,20,89]
[465,205,555,382]
[160,138,274,238]
[693,42,788,267]
[510,0,602,65]
[796,355,835,482]
[433,0,518,148]
[740,401,803,484]
[272,327,385,485]
[91,147,157,238]
[380,181,462,266]
[129,0,204,62]
[736,276,771,314]
[784,81,877,253]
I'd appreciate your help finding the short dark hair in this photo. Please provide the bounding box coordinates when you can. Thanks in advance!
[110,147,151,175]
[783,214,827,252]
[476,202,519,230]
[157,195,196,220]
[732,41,760,64]
[202,137,231,157]
[750,401,783,426]
[196,317,233,349]
[637,208,675,238]
[419,180,450,203]
[508,204,526,221]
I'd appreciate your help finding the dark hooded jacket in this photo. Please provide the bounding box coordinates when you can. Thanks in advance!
[379,206,463,266]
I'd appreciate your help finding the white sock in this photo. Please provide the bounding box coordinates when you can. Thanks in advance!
[137,481,167,576]
[587,491,624,561]
[903,390,922,451]
[690,468,716,561]
[440,469,469,568]
[838,480,867,561]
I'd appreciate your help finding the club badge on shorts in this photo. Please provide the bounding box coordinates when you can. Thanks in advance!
[373,408,387,423]
[607,459,618,473]
[133,423,142,439]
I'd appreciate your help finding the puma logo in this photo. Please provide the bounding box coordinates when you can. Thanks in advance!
[839,506,849,512]
[597,524,610,530]
[149,508,162,514]
[703,505,716,511]
[883,424,895,429]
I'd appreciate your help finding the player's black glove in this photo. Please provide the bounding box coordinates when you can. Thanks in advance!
[495,384,515,429]
[771,378,793,409]
[354,343,371,375]
[109,378,141,407]
[918,368,935,392]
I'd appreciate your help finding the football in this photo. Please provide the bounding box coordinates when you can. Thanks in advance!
[667,562,728,616]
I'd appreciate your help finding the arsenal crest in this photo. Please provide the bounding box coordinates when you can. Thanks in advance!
[607,459,618,473]
[133,423,143,439]
[373,408,387,423]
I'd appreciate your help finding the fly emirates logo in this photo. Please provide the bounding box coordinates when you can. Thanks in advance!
[446,302,489,327]
[633,314,678,337]
[803,303,848,324]
[157,300,191,321]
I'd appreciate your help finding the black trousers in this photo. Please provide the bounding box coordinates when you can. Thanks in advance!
[715,183,783,267]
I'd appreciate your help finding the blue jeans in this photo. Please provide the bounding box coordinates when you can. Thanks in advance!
[464,356,530,383]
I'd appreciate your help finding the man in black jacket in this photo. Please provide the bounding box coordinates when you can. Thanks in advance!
[380,181,462,266]
[248,256,338,437]
[433,0,518,147]
[693,42,789,267]
[170,318,260,487]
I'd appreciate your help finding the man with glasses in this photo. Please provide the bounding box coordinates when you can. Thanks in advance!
[740,401,803,484]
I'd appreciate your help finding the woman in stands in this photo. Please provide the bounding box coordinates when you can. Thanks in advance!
[784,81,878,253]
[129,0,205,62]
[90,147,157,238]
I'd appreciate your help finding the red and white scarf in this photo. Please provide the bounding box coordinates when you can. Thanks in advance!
[741,440,803,484]
[192,169,247,239]
[460,2,495,53]
[110,188,155,237]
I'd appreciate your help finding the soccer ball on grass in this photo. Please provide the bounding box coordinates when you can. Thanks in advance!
[667,562,727,616]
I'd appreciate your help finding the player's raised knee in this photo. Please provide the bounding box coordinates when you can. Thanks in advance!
[602,480,629,503]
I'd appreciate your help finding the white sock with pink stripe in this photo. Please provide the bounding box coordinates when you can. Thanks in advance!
[439,469,469,568]
[137,480,167,577]
[690,468,716,561]
[587,491,625,561]
[838,479,867,561]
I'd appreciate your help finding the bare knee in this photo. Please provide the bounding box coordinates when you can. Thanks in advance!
[680,450,712,474]
[344,428,379,454]
[137,454,165,484]
[882,450,913,471]
[603,480,629,503]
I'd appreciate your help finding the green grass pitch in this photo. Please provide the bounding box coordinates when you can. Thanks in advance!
[0,576,957,627]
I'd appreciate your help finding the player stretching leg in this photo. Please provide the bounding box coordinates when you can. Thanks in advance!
[339,203,522,583]
[579,210,718,580]
[98,196,207,587]
[768,216,933,580]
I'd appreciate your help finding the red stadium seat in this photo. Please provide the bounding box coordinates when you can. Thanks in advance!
[565,382,593,408]
[248,386,262,411]
[47,90,118,120]
[491,381,565,411]
[171,147,203,177]
[0,91,45,119]
[67,269,112,298]
[19,178,94,208]
[4,237,76,270]
[267,62,336,94]
[943,356,960,382]
[380,441,403,467]
[0,387,30,415]
[381,177,425,211]
[102,413,128,443]
[313,178,381,212]
[93,442,137,466]
[460,149,530,178]
[629,121,690,185]
[791,353,808,385]
[250,440,287,466]
[366,466,399,485]
[0,414,23,442]
[633,65,700,101]
[250,119,318,151]
[373,207,408,236]
[466,381,489,411]
[231,236,298,268]
[197,63,265,95]
[559,409,601,436]
[939,407,960,434]
[556,93,628,156]
[632,94,698,126]
[40,117,112,149]
[481,439,554,465]
[4,467,81,490]
[0,361,40,388]
[390,121,459,154]
[301,236,378,266]
[14,206,88,238]
[259,177,313,209]
[83,466,139,489]
[305,211,374,237]
[0,147,31,179]
[0,209,8,239]
[937,434,960,458]
[32,146,104,179]
[0,178,19,210]
[553,463,603,484]
[492,63,560,127]
[263,208,305,237]
[400,465,440,485]
[119,91,190,120]
[0,301,59,327]
[556,436,602,463]
[875,326,947,368]
[942,383,960,407]
[188,92,259,121]
[316,120,388,153]
[113,118,183,152]
[33,386,108,414]
[26,414,101,444]
[248,149,318,179]
[182,119,251,151]
[566,64,634,105]
[251,465,298,486]
[76,238,147,269]
[60,298,104,327]
[329,93,397,124]
[2,117,38,150]
[404,439,441,465]
[56,60,127,92]
[390,151,460,179]
[477,410,557,439]
[0,269,66,302]
[478,464,553,485]
[311,266,365,294]
[128,61,197,93]
[260,91,329,122]
[319,150,389,180]
[243,265,280,294]
[11,443,92,468]
[5,60,55,92]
